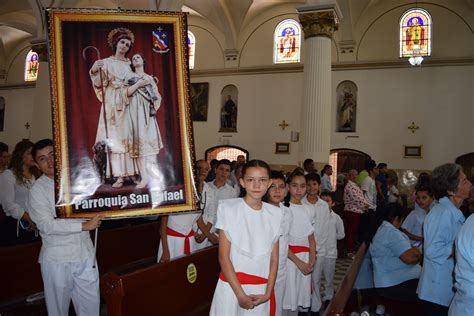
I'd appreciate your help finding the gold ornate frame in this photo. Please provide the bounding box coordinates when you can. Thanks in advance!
[47,9,196,218]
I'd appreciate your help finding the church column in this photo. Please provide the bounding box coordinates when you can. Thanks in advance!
[297,3,341,170]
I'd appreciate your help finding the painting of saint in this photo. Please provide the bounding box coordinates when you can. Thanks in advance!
[190,82,209,121]
[219,85,238,132]
[336,81,357,133]
[279,27,296,59]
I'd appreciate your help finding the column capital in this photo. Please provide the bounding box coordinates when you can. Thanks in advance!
[297,4,342,39]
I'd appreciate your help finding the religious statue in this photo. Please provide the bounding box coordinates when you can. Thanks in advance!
[336,81,357,132]
[219,85,238,132]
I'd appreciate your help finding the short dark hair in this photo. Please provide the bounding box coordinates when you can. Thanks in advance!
[270,170,285,182]
[321,164,332,176]
[0,142,8,153]
[32,139,53,162]
[377,163,387,169]
[305,172,321,184]
[320,190,336,203]
[383,203,403,223]
[415,183,433,197]
[431,163,462,200]
[303,158,313,168]
[216,159,232,169]
[364,159,376,172]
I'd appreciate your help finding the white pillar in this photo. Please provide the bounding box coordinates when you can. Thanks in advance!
[298,4,341,168]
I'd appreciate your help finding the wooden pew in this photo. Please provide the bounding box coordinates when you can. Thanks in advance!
[0,220,160,305]
[324,243,367,316]
[324,242,424,316]
[101,246,220,316]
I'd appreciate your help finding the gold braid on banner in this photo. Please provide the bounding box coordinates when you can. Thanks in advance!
[107,28,135,48]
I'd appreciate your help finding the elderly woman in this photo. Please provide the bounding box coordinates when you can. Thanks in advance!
[417,163,472,316]
[369,203,422,302]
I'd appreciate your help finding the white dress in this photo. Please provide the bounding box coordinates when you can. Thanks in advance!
[210,198,282,315]
[275,204,293,316]
[283,203,315,311]
[157,212,200,261]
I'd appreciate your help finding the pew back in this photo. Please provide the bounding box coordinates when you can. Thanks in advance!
[101,246,220,316]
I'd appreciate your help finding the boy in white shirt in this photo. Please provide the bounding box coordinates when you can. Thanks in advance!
[28,139,103,316]
[320,191,345,307]
[302,172,331,316]
[265,170,292,316]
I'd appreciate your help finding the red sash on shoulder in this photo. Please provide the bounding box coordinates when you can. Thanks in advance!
[288,245,310,254]
[219,272,275,316]
[166,227,194,255]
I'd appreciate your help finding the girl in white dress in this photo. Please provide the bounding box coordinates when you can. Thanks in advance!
[157,212,201,262]
[210,160,282,315]
[265,170,293,316]
[282,171,316,314]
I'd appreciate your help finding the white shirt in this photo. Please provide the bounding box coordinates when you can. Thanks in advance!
[302,196,331,256]
[28,175,94,263]
[0,169,35,220]
[325,210,345,258]
[207,181,238,202]
[321,174,332,192]
[361,176,377,209]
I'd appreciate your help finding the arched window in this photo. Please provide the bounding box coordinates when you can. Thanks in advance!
[24,49,39,81]
[188,30,196,69]
[205,145,248,163]
[400,8,432,58]
[274,19,301,64]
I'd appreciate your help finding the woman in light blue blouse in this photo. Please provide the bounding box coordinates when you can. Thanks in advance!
[449,213,474,316]
[370,203,422,301]
[417,163,472,316]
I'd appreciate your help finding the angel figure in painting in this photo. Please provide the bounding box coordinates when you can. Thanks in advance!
[126,53,163,189]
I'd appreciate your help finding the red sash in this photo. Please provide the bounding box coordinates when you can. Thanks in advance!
[166,227,194,255]
[219,272,275,316]
[288,245,310,254]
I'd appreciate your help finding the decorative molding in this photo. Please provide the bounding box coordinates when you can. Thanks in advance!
[339,40,356,54]
[0,83,36,90]
[189,57,474,77]
[224,49,239,61]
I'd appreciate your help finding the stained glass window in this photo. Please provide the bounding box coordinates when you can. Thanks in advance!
[24,49,39,81]
[400,8,432,58]
[274,19,301,64]
[188,31,196,69]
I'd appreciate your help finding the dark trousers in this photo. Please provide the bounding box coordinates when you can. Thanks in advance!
[344,211,361,253]
[421,299,449,316]
[376,278,419,302]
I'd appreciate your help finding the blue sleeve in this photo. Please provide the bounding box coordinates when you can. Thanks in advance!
[388,230,412,258]
[401,211,415,233]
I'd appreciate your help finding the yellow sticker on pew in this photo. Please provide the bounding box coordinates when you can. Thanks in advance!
[187,263,197,284]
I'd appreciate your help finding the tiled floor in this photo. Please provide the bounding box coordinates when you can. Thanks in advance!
[283,257,353,315]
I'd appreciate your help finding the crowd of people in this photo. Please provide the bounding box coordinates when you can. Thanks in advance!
[1,140,473,316]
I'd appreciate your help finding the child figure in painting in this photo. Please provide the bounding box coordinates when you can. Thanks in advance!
[319,191,345,307]
[210,160,282,315]
[265,171,293,316]
[282,171,317,315]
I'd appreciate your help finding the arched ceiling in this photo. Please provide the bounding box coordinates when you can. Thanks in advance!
[0,0,473,70]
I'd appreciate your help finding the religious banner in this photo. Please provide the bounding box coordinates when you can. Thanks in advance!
[47,9,196,218]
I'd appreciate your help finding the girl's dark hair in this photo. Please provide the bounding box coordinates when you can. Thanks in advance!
[130,53,146,72]
[8,139,41,185]
[415,183,433,197]
[240,159,271,198]
[321,164,331,176]
[283,170,305,207]
[368,203,403,244]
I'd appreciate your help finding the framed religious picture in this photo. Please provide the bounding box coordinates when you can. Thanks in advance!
[336,80,357,132]
[275,142,290,154]
[404,146,422,158]
[47,9,196,218]
[190,82,209,121]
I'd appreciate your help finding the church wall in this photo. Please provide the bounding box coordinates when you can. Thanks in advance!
[188,24,225,69]
[331,65,474,170]
[356,3,474,61]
